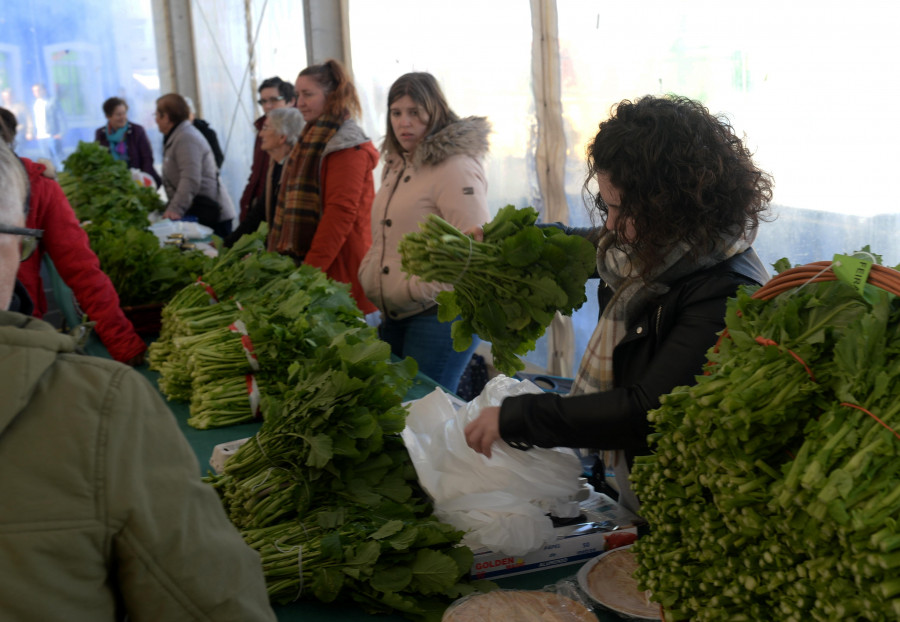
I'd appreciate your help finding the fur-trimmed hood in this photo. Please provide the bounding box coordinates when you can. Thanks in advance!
[387,116,490,169]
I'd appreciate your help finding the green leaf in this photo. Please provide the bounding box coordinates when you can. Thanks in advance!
[410,549,462,595]
[304,433,334,468]
[500,227,544,267]
[312,566,344,602]
[388,527,420,551]
[369,565,413,593]
[320,532,343,560]
[445,545,474,577]
[436,291,461,322]
[347,540,381,567]
[370,520,405,540]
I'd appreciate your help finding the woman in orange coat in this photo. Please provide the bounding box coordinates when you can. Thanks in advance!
[267,59,377,314]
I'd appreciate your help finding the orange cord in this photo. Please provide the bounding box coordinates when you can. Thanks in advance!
[840,403,900,441]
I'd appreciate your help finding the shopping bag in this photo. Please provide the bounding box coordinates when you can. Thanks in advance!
[402,376,584,556]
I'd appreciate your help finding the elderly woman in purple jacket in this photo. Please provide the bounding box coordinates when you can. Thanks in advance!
[94,97,161,187]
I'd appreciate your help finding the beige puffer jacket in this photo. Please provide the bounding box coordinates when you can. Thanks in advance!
[359,116,491,320]
[0,311,276,622]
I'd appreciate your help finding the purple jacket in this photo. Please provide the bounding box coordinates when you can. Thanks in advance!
[95,122,161,186]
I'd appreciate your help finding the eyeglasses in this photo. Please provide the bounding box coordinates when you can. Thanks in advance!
[0,224,44,262]
[257,96,285,106]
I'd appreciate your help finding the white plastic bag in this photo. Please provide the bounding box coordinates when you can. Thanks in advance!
[147,219,214,242]
[401,376,584,556]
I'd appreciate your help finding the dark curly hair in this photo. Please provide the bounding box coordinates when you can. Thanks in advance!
[585,95,773,276]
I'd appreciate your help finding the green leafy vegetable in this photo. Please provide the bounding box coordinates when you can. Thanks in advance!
[631,257,900,622]
[399,205,596,375]
[59,141,162,227]
[84,219,212,306]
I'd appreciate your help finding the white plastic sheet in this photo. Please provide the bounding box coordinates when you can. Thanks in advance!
[402,376,584,556]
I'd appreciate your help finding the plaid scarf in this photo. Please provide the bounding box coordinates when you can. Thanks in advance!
[267,114,342,257]
[571,227,753,513]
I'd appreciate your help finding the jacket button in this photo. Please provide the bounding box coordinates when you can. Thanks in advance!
[403,175,411,182]
[382,266,390,274]
[385,219,392,226]
[636,326,643,334]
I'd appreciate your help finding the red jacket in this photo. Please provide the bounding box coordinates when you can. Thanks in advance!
[303,124,379,315]
[238,116,268,221]
[17,158,147,363]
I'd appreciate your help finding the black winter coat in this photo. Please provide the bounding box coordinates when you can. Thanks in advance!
[499,247,769,463]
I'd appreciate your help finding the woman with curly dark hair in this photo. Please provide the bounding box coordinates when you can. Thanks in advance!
[465,95,773,512]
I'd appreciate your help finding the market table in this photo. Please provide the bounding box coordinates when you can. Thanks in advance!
[72,325,626,621]
[128,362,622,621]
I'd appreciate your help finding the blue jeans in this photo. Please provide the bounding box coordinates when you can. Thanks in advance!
[380,312,479,394]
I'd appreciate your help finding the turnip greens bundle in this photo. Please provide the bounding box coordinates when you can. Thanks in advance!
[399,205,596,376]
[149,227,365,428]
[632,259,900,622]
[206,332,492,618]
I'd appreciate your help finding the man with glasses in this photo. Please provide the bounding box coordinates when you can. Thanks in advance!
[0,140,277,621]
[238,76,296,222]
[0,108,147,364]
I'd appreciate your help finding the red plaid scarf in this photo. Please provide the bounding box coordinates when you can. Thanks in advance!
[267,114,341,257]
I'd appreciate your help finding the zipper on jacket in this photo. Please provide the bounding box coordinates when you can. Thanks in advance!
[655,305,662,336]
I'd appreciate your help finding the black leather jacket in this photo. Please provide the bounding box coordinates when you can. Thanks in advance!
[499,247,769,461]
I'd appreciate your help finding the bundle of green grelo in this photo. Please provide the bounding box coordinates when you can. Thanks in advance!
[148,230,296,402]
[59,142,210,308]
[59,141,162,227]
[241,504,483,617]
[206,333,492,617]
[149,228,371,429]
[631,255,900,622]
[83,219,212,307]
[399,205,596,376]
[185,269,367,429]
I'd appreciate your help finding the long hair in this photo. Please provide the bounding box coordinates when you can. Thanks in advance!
[585,95,773,275]
[382,72,459,157]
[297,59,361,120]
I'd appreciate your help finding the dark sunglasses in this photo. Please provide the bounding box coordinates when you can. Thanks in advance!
[0,224,44,262]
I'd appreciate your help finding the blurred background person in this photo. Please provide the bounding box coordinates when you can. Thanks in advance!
[95,96,161,187]
[0,88,26,148]
[184,95,224,170]
[1,107,146,365]
[25,83,65,169]
[358,72,491,392]
[156,93,235,237]
[239,77,296,222]
[268,59,377,315]
[224,106,302,247]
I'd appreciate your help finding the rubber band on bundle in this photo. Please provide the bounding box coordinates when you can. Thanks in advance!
[840,402,900,441]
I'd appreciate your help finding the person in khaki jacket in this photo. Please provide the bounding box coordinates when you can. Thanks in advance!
[358,72,491,393]
[0,142,275,620]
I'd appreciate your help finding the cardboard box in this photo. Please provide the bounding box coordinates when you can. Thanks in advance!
[469,494,642,580]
